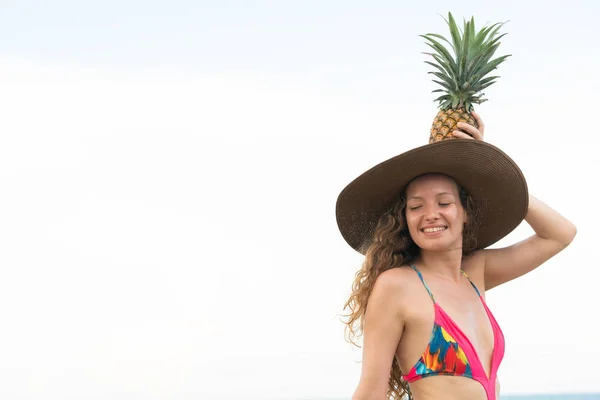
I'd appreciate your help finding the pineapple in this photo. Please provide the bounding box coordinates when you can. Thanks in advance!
[422,13,510,143]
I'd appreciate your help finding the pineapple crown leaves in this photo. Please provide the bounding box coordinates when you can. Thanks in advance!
[420,12,511,111]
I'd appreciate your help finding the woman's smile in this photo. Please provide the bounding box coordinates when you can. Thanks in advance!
[420,226,448,236]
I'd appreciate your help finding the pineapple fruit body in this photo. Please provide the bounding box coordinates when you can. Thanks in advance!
[429,108,477,143]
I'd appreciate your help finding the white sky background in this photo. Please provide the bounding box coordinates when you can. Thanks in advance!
[0,1,599,399]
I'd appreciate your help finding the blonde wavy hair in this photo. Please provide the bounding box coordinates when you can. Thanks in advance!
[342,179,479,399]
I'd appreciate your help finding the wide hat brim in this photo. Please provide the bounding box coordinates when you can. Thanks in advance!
[336,139,528,254]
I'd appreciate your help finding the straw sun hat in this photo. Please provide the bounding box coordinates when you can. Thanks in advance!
[335,138,529,254]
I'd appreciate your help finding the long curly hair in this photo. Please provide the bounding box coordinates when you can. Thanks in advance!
[342,178,480,400]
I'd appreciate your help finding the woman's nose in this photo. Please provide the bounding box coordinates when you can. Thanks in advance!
[424,206,440,221]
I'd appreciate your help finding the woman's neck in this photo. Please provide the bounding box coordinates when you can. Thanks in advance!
[415,249,464,283]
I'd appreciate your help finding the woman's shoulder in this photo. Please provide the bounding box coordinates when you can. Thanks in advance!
[371,266,424,305]
[462,249,487,291]
[462,249,486,271]
[375,265,417,287]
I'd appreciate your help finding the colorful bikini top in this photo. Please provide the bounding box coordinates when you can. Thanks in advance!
[403,264,505,400]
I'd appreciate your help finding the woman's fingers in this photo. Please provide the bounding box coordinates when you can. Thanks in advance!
[452,130,475,139]
[455,121,484,140]
[471,111,485,136]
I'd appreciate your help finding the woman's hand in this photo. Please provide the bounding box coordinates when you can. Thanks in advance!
[452,111,484,141]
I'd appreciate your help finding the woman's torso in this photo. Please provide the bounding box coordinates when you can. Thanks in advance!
[394,254,503,400]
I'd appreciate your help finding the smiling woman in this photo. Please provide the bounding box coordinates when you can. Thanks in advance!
[334,12,578,399]
[336,109,576,400]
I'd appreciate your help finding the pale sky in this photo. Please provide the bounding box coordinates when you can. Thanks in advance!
[0,1,599,399]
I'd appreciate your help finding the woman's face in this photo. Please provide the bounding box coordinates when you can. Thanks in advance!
[404,174,467,252]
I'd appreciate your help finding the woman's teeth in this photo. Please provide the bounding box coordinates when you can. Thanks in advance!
[423,227,446,233]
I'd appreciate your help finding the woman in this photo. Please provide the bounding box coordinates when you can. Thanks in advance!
[335,112,577,400]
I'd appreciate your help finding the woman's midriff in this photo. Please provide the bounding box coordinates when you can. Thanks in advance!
[407,375,499,400]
